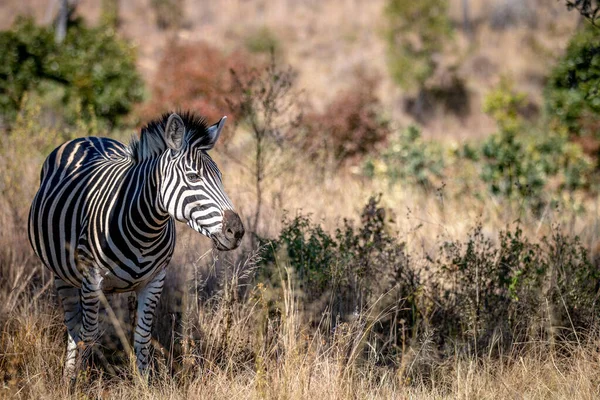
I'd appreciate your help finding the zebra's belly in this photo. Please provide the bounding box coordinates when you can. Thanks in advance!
[45,243,173,292]
[99,263,167,293]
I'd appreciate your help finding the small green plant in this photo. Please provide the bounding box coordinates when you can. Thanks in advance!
[435,225,534,347]
[364,125,445,189]
[546,24,600,138]
[259,214,338,296]
[483,78,527,135]
[0,17,143,125]
[244,26,281,55]
[384,0,452,91]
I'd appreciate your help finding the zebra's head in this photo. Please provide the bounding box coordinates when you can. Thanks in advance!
[159,112,244,251]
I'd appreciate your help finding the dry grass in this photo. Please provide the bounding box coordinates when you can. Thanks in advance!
[3,246,600,399]
[1,2,599,398]
[2,106,600,398]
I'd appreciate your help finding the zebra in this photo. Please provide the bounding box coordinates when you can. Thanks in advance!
[28,111,244,381]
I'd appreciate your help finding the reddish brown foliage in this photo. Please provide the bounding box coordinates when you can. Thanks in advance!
[572,134,600,158]
[140,40,260,129]
[304,73,390,165]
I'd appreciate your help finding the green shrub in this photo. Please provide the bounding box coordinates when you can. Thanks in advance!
[258,196,600,362]
[434,223,599,354]
[258,196,419,355]
[480,80,593,206]
[364,125,445,189]
[480,129,547,201]
[434,225,536,349]
[0,17,143,125]
[384,0,452,91]
[546,24,600,137]
[244,26,281,55]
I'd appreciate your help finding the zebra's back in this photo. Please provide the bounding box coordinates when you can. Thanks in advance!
[28,137,131,287]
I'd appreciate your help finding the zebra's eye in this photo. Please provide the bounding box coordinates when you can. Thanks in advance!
[186,172,201,182]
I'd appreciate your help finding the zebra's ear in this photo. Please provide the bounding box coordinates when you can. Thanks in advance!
[164,113,185,151]
[202,116,227,150]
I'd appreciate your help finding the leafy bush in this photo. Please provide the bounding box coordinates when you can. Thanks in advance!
[546,24,600,138]
[0,17,143,125]
[480,80,593,206]
[433,225,535,349]
[258,195,600,362]
[258,196,419,347]
[480,130,546,201]
[433,223,599,353]
[303,73,390,165]
[364,125,445,189]
[384,0,452,91]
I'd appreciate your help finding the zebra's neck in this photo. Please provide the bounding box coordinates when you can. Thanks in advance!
[115,157,172,250]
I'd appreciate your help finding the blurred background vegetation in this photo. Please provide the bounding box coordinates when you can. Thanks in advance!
[2,0,600,398]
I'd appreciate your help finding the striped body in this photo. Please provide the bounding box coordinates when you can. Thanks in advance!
[29,137,175,292]
[28,112,244,381]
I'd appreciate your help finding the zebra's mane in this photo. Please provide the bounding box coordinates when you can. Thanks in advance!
[129,111,211,163]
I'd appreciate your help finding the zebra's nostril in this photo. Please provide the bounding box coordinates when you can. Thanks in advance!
[222,209,244,242]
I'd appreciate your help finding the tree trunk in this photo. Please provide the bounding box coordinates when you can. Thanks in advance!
[462,0,473,39]
[55,0,69,43]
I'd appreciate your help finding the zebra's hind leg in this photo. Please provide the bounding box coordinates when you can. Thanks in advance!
[55,276,82,384]
[134,268,166,376]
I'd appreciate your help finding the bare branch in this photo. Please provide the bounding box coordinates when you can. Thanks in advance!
[225,54,304,239]
[564,0,600,26]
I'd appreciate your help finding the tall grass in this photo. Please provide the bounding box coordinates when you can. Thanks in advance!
[3,245,600,399]
[2,100,600,399]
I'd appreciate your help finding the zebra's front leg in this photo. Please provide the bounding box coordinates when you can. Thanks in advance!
[78,267,103,368]
[55,277,82,384]
[134,268,166,375]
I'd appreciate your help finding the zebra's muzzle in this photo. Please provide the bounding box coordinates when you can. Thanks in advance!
[211,210,244,251]
[207,210,245,251]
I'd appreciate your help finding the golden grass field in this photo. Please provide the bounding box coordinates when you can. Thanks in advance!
[2,0,600,399]
[2,98,600,399]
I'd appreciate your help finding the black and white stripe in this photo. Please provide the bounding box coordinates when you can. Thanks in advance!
[28,112,244,380]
